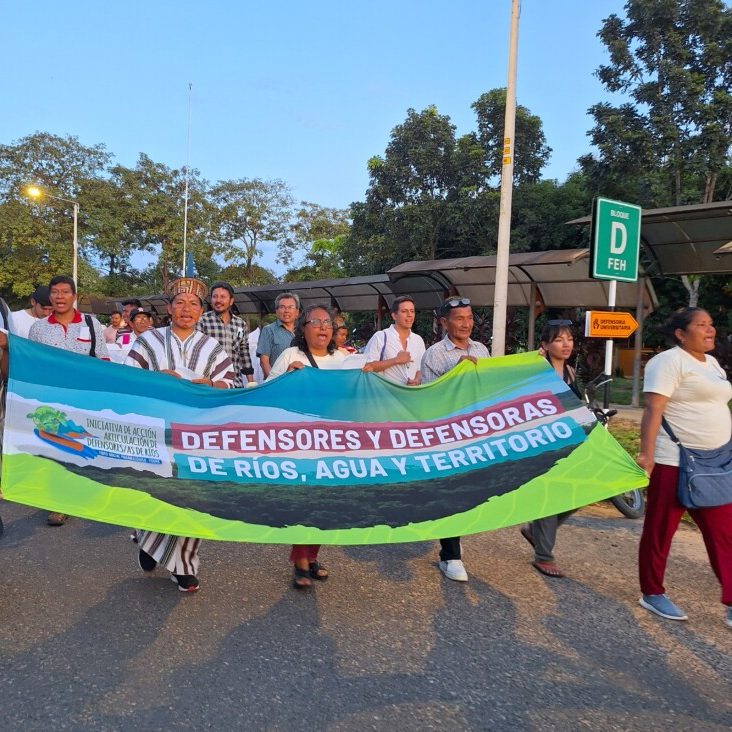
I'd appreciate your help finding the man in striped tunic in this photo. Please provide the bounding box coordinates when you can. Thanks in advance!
[125,277,235,592]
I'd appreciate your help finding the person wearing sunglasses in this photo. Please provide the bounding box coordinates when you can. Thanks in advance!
[420,297,490,582]
[266,304,347,588]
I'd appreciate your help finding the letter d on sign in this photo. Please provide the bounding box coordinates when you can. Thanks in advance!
[610,221,627,254]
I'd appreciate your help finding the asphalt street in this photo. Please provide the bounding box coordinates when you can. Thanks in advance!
[0,499,729,731]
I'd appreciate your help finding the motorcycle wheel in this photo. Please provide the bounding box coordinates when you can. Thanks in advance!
[610,490,646,519]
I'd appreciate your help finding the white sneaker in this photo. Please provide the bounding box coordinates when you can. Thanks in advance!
[439,559,468,582]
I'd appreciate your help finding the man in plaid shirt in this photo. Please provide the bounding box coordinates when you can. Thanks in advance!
[197,281,255,388]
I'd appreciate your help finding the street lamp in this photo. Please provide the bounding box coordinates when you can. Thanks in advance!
[26,185,79,287]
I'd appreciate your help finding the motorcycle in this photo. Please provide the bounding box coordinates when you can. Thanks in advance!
[584,374,646,519]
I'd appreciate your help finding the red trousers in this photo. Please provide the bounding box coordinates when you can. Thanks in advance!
[290,544,320,564]
[638,463,732,606]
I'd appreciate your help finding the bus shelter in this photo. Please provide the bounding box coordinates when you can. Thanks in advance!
[387,249,657,350]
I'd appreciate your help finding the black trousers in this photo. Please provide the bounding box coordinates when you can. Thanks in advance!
[439,537,461,561]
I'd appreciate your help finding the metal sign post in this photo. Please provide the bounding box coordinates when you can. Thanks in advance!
[589,197,642,407]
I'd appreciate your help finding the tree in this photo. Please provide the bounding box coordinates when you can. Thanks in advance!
[471,88,552,186]
[210,178,293,279]
[346,106,465,274]
[510,174,593,253]
[581,0,732,207]
[0,133,112,298]
[113,154,214,293]
[581,0,732,307]
[284,234,349,281]
[284,202,350,266]
[0,132,111,201]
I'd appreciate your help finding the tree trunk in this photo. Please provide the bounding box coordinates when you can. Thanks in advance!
[680,275,700,307]
[674,168,682,206]
[703,172,717,204]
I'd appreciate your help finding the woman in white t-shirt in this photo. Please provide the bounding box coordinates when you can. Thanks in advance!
[267,305,345,589]
[637,308,732,628]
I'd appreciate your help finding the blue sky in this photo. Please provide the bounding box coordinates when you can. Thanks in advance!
[2,0,628,272]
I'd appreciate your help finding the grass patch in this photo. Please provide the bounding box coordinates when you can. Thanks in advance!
[606,376,644,407]
[608,419,640,458]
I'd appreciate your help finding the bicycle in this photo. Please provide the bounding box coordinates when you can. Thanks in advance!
[584,373,646,519]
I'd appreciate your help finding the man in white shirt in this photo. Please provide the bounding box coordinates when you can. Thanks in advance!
[362,296,425,385]
[28,275,110,526]
[10,286,53,339]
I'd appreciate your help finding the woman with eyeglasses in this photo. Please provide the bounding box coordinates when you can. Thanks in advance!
[520,320,580,578]
[267,305,346,588]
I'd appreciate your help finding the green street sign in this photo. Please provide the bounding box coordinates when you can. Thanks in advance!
[589,197,641,282]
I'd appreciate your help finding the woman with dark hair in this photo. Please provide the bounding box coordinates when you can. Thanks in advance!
[267,305,345,588]
[520,320,580,578]
[267,305,346,379]
[638,308,732,627]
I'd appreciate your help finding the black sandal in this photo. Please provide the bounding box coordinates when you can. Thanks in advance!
[308,561,329,581]
[293,566,312,589]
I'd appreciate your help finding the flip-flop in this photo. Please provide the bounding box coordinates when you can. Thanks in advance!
[532,561,565,578]
[520,526,535,548]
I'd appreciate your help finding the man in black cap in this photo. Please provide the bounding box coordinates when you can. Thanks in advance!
[10,286,53,339]
[116,307,154,347]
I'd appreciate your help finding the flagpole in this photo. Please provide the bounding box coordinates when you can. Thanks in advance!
[182,82,193,276]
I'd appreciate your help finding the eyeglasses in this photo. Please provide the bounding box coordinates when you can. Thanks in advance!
[547,319,572,326]
[278,304,298,311]
[305,318,333,328]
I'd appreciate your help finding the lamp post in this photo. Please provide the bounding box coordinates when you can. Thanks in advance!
[26,185,79,287]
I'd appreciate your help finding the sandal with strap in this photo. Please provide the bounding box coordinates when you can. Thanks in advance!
[308,561,329,581]
[532,560,565,578]
[293,566,312,589]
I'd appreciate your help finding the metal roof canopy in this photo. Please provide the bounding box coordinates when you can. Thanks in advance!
[568,200,732,276]
[387,249,657,310]
[92,274,397,318]
[90,251,657,320]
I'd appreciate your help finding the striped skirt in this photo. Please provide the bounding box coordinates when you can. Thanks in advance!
[136,530,201,576]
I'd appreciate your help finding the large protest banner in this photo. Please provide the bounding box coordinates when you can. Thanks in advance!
[1,335,647,544]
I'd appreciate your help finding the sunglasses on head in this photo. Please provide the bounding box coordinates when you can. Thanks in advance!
[441,297,471,313]
[547,319,572,326]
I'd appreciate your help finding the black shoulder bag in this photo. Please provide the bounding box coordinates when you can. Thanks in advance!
[84,314,97,358]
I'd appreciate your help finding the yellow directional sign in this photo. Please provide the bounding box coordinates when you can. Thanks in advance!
[585,311,639,339]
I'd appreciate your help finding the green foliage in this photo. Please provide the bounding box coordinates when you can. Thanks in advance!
[0,133,112,298]
[285,234,349,282]
[345,91,559,275]
[582,0,732,206]
[210,178,293,280]
[0,132,110,201]
[471,89,552,185]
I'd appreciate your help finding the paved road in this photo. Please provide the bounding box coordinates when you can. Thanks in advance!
[0,500,729,731]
